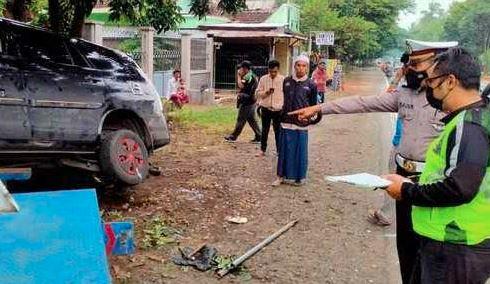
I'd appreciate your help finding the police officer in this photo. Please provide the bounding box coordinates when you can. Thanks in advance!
[384,47,490,283]
[289,39,458,283]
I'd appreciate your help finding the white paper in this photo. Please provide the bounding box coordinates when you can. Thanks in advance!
[325,173,392,188]
[0,181,19,213]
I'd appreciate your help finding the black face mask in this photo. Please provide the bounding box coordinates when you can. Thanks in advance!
[405,69,428,90]
[425,87,443,110]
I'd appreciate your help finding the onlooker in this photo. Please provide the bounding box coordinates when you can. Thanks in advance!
[256,60,284,156]
[312,60,329,103]
[273,54,318,186]
[309,51,320,76]
[331,62,344,92]
[225,61,261,143]
[378,60,395,86]
[384,47,490,283]
[167,69,189,108]
[288,39,458,283]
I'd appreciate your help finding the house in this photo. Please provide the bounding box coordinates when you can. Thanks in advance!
[200,1,306,89]
[88,0,306,93]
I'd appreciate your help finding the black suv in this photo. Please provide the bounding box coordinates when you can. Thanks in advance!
[0,18,170,185]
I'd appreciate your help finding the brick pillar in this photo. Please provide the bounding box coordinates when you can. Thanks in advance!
[140,27,154,81]
[180,32,193,102]
[82,21,103,45]
[206,35,215,91]
[180,33,192,87]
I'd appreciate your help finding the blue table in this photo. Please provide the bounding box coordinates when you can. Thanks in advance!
[0,189,111,284]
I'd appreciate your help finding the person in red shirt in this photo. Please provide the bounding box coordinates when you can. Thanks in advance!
[311,60,329,103]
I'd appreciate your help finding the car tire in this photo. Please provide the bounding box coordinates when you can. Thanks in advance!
[100,129,149,186]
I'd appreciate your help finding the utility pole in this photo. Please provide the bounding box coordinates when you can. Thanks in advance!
[308,31,314,55]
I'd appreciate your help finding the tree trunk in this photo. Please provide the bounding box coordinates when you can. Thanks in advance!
[70,5,87,38]
[48,0,61,34]
[5,0,31,21]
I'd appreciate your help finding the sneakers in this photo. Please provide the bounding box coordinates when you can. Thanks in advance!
[225,136,261,143]
[224,135,237,143]
[367,210,392,226]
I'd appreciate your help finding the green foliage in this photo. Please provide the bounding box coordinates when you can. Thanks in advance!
[480,49,490,75]
[189,0,246,19]
[5,0,246,37]
[407,2,445,41]
[213,255,251,279]
[88,11,132,26]
[0,0,5,16]
[29,0,49,27]
[102,209,125,221]
[141,217,181,249]
[109,0,183,34]
[443,0,490,56]
[118,38,141,54]
[406,0,490,74]
[298,0,409,61]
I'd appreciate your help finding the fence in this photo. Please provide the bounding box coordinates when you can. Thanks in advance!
[83,23,213,103]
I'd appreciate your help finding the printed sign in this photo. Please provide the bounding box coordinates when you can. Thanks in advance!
[316,32,335,46]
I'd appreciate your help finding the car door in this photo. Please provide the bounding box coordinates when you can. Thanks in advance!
[0,24,31,146]
[17,28,107,146]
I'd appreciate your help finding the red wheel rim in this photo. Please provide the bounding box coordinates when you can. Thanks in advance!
[116,137,144,176]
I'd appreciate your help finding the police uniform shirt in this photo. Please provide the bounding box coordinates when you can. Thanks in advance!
[320,87,445,162]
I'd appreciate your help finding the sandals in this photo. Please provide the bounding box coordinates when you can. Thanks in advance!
[367,210,392,227]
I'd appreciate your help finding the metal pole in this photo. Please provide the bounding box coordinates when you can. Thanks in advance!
[308,32,312,55]
[217,219,299,278]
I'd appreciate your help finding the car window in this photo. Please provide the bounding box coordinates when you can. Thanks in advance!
[0,32,3,55]
[77,41,142,80]
[17,28,73,66]
[0,29,20,58]
[67,42,90,68]
[77,42,125,71]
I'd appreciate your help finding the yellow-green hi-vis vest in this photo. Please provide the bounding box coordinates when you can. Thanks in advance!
[413,109,490,245]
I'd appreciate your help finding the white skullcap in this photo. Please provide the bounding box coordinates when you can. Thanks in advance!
[294,54,310,65]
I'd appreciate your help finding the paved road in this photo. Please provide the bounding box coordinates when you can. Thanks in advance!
[213,68,402,283]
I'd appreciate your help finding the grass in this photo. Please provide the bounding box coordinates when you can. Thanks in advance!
[168,105,237,133]
[88,12,132,26]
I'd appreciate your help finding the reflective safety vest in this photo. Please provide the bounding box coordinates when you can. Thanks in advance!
[413,109,490,245]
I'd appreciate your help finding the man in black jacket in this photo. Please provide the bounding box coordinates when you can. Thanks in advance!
[225,61,262,143]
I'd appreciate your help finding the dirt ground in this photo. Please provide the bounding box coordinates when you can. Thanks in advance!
[94,68,405,284]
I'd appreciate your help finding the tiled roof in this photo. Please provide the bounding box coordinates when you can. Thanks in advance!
[232,10,272,24]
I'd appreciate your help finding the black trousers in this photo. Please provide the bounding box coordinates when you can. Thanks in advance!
[231,103,261,139]
[259,107,281,152]
[395,166,421,284]
[417,237,490,284]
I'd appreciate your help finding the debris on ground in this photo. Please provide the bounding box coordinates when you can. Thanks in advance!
[225,216,249,224]
[141,217,182,249]
[172,245,218,271]
[217,219,299,278]
[149,165,162,176]
[104,221,135,256]
[214,255,252,281]
[170,220,299,279]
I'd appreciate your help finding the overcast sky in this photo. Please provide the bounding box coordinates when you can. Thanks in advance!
[397,0,461,30]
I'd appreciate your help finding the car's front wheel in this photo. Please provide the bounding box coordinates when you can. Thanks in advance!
[100,129,149,185]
